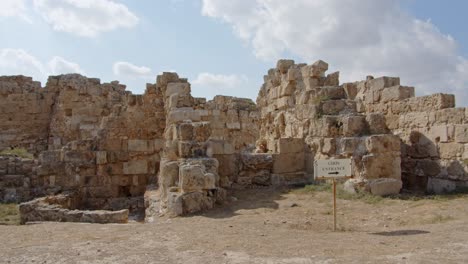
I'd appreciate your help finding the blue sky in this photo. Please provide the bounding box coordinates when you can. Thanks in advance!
[1,0,467,106]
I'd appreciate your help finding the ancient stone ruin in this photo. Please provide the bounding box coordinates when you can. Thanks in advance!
[0,59,467,223]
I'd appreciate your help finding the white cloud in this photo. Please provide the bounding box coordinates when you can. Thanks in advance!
[192,72,248,99]
[193,72,247,88]
[0,49,46,79]
[33,0,139,37]
[0,49,84,84]
[0,0,31,22]
[48,56,85,75]
[113,61,153,78]
[202,0,468,106]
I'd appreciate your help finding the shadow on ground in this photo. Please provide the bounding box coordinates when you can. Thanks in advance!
[192,187,289,219]
[370,230,430,236]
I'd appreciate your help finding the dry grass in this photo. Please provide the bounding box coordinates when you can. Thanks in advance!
[0,148,33,159]
[293,183,384,204]
[294,182,468,205]
[0,204,20,225]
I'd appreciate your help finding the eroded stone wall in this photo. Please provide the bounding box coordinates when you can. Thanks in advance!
[255,60,403,195]
[1,58,468,222]
[357,77,468,193]
[0,76,56,154]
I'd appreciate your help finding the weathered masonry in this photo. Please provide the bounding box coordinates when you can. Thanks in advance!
[0,59,467,223]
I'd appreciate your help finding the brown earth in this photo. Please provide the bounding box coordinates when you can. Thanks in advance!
[1,187,468,264]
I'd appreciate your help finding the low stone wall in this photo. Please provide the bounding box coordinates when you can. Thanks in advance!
[0,155,37,203]
[19,193,128,224]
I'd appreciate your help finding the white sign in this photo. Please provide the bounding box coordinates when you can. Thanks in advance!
[314,159,352,179]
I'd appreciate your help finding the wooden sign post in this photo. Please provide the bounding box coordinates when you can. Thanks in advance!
[314,159,353,232]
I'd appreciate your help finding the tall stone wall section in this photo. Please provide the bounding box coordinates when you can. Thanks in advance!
[256,60,403,195]
[357,78,468,193]
[36,75,166,212]
[0,76,56,154]
[2,57,468,221]
[150,73,259,218]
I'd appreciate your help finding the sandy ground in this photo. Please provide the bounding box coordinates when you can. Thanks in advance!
[1,187,468,264]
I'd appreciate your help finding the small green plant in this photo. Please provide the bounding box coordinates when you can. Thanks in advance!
[0,204,20,225]
[463,159,468,166]
[294,183,332,194]
[294,182,385,204]
[0,148,33,159]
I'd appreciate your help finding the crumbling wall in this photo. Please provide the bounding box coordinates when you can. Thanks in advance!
[256,60,403,194]
[0,76,56,154]
[35,75,167,212]
[0,155,36,203]
[2,57,468,223]
[19,193,128,224]
[358,78,468,193]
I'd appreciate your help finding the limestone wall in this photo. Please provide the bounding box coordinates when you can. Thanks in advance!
[2,58,468,221]
[255,60,402,194]
[0,155,36,203]
[358,78,468,193]
[35,75,167,212]
[0,76,56,154]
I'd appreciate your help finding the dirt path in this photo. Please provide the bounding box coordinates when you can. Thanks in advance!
[1,187,468,264]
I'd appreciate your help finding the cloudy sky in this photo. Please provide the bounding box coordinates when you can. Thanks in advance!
[1,0,467,106]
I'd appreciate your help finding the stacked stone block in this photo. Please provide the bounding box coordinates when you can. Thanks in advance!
[0,155,36,203]
[358,76,468,193]
[256,60,403,194]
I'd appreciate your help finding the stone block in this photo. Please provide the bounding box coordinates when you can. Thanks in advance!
[361,153,401,180]
[429,125,449,143]
[123,160,148,175]
[226,122,241,130]
[367,76,400,91]
[214,154,238,187]
[366,113,389,134]
[192,122,211,142]
[166,83,190,97]
[159,160,179,189]
[381,85,414,103]
[338,137,366,156]
[321,100,345,115]
[368,178,402,196]
[276,96,294,110]
[427,177,457,194]
[343,83,358,100]
[241,153,273,170]
[342,116,367,136]
[279,82,295,97]
[167,108,201,123]
[95,151,107,165]
[276,59,295,74]
[153,139,165,152]
[272,152,305,174]
[177,122,193,141]
[181,191,215,215]
[179,165,216,192]
[287,68,300,81]
[415,159,441,177]
[319,87,346,100]
[365,135,400,153]
[439,143,464,159]
[206,140,235,156]
[277,138,304,153]
[311,60,329,77]
[454,125,468,143]
[128,140,153,152]
[324,71,339,86]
